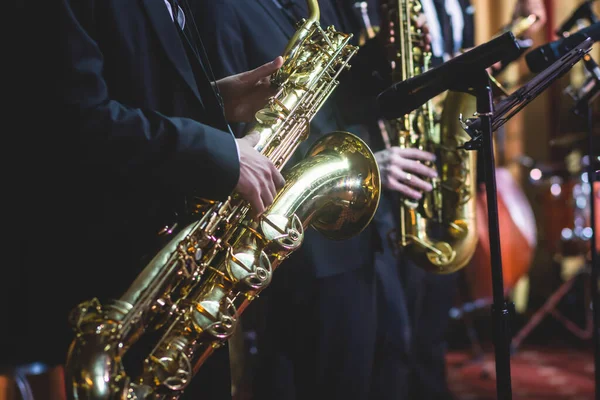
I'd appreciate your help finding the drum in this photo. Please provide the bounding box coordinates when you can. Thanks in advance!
[539,176,580,256]
[462,167,537,302]
[595,181,599,253]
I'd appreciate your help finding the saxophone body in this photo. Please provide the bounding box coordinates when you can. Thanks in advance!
[383,0,478,274]
[65,2,381,399]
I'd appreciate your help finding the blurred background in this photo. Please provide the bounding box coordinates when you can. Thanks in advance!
[443,1,599,398]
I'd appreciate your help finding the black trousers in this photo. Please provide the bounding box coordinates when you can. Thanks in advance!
[252,256,411,400]
[404,267,458,400]
[180,344,232,400]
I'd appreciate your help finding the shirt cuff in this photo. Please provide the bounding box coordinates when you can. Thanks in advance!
[228,124,240,161]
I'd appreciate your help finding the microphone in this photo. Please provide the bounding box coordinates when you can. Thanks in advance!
[526,22,600,73]
[556,0,598,37]
[376,32,521,119]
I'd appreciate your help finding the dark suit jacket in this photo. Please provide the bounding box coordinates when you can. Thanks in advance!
[192,0,383,278]
[457,0,475,49]
[6,0,240,372]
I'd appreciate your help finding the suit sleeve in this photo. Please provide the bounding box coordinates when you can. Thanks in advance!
[60,0,239,201]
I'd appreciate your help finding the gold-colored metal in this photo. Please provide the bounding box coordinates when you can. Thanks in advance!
[383,7,538,274]
[490,14,539,95]
[495,14,538,40]
[64,1,381,399]
[382,0,478,274]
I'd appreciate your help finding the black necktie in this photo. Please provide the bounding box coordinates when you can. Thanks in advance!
[168,0,226,124]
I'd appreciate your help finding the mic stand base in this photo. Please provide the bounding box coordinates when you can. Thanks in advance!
[454,70,514,400]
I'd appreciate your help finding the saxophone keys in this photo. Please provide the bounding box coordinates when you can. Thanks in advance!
[227,247,272,290]
[192,296,238,340]
[260,213,304,250]
[425,242,456,267]
[145,341,193,392]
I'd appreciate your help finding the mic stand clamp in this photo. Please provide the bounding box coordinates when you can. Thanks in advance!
[455,69,515,400]
[570,53,600,116]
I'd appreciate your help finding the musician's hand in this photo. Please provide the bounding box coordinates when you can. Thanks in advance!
[235,131,286,217]
[513,0,547,36]
[415,13,432,52]
[375,147,437,200]
[376,6,431,52]
[216,56,284,123]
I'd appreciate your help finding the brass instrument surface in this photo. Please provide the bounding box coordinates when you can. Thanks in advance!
[383,0,477,273]
[400,13,540,273]
[65,1,381,399]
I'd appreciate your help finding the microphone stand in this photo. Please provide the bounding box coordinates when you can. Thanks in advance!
[455,40,592,399]
[454,70,514,400]
[570,53,599,400]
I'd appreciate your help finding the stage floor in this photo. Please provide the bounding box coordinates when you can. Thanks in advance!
[447,345,595,400]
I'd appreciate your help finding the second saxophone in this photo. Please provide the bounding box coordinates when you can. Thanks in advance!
[383,0,479,274]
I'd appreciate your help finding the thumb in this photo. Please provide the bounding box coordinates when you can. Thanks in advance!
[245,56,284,82]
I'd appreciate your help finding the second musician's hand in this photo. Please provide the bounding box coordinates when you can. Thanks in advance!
[375,147,437,200]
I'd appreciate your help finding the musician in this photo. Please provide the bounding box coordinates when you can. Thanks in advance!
[421,0,546,65]
[191,1,437,399]
[5,0,288,399]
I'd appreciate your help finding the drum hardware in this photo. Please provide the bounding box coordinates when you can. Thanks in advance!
[510,157,594,350]
[509,53,600,399]
[549,131,600,147]
[572,52,600,396]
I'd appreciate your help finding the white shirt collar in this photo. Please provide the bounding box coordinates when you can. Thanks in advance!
[163,0,185,29]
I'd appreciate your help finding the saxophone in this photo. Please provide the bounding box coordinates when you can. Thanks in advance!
[65,1,381,399]
[383,0,478,274]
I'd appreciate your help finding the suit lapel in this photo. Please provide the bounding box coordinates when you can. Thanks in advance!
[256,0,299,38]
[141,0,203,105]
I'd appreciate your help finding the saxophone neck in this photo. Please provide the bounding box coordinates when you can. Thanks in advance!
[306,0,320,25]
[387,0,428,81]
[498,14,538,39]
[274,0,321,85]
